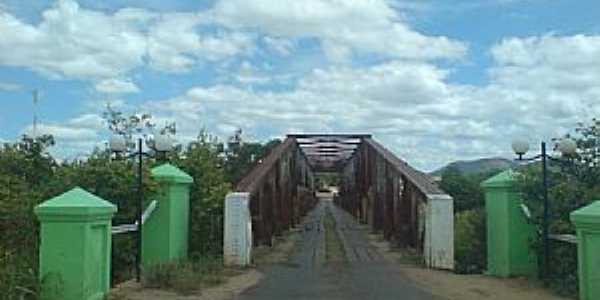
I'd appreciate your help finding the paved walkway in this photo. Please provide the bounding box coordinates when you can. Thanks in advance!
[238,198,442,300]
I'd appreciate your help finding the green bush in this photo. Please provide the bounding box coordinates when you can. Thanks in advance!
[439,168,503,213]
[517,119,600,298]
[142,256,225,295]
[172,133,230,256]
[518,167,585,297]
[0,112,277,299]
[454,209,487,274]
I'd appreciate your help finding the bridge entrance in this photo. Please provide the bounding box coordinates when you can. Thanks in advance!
[225,134,454,270]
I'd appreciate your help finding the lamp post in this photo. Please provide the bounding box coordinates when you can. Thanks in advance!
[109,133,174,282]
[511,137,577,279]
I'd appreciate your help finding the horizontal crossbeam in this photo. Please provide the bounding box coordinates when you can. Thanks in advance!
[288,134,371,139]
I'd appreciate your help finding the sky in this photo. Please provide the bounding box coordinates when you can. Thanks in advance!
[1,0,599,171]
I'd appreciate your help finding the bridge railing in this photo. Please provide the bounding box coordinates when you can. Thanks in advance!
[235,137,317,246]
[338,137,454,269]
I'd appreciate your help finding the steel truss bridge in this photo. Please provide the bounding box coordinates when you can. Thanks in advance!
[233,134,454,269]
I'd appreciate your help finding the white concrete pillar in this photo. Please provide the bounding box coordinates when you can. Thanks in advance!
[424,194,454,270]
[223,192,252,266]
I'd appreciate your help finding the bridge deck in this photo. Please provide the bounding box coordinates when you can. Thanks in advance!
[239,197,441,300]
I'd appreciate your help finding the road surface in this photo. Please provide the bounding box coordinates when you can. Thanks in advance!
[238,197,441,300]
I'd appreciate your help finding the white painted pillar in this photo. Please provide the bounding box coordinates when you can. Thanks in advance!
[223,192,252,266]
[424,194,454,270]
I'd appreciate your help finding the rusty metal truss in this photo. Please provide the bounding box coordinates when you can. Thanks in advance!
[235,133,448,254]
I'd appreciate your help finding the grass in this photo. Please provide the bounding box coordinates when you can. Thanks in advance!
[324,208,346,263]
[142,255,226,295]
[384,242,424,266]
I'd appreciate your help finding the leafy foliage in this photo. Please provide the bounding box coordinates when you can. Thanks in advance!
[222,128,281,184]
[1,107,285,299]
[454,209,487,274]
[439,167,500,274]
[172,131,231,255]
[439,167,502,213]
[0,135,57,300]
[518,119,600,297]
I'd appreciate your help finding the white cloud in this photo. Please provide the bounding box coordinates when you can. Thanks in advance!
[95,78,140,94]
[6,2,598,172]
[147,12,255,73]
[263,36,295,56]
[0,1,257,78]
[0,0,147,79]
[213,0,467,62]
[490,34,600,90]
[144,32,600,171]
[486,34,600,129]
[20,113,107,159]
[25,123,97,140]
[67,113,105,130]
[146,61,479,169]
[234,61,273,85]
[0,82,22,91]
[22,113,104,141]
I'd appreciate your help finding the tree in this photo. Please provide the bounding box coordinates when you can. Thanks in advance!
[103,104,176,151]
[222,128,282,184]
[518,118,600,296]
[173,132,231,255]
[439,167,490,213]
[0,134,56,299]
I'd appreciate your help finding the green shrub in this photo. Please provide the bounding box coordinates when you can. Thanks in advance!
[143,261,199,294]
[454,209,487,274]
[0,246,39,300]
[547,241,578,297]
[516,119,600,298]
[142,256,225,295]
[0,121,273,299]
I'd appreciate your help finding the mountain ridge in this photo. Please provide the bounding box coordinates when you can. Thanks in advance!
[431,157,516,176]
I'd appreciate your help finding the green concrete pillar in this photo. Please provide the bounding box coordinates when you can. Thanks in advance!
[34,187,117,300]
[570,201,600,300]
[143,163,193,268]
[481,170,537,277]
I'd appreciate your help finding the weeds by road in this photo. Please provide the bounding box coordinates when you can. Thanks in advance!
[324,206,346,264]
[368,233,571,300]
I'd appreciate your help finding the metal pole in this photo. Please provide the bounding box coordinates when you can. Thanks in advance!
[541,141,549,279]
[136,138,143,282]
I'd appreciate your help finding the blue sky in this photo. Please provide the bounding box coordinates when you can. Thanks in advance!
[1,0,599,171]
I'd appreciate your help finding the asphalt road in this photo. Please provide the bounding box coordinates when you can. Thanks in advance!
[237,198,442,300]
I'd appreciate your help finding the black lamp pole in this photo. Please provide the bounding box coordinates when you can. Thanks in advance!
[514,137,576,280]
[111,134,172,282]
[515,141,551,278]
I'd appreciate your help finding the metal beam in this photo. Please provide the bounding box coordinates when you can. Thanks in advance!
[299,143,358,149]
[287,133,371,139]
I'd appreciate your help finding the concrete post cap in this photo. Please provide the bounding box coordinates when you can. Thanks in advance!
[34,187,117,221]
[571,201,600,227]
[151,163,194,184]
[481,169,517,189]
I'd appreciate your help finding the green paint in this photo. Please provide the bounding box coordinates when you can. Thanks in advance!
[570,201,600,300]
[143,164,193,268]
[481,170,537,278]
[151,163,194,184]
[35,187,116,300]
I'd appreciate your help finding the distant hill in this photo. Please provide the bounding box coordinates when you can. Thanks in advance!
[431,157,516,176]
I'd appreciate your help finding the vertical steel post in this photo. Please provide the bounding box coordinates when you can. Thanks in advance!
[136,138,143,282]
[541,141,549,279]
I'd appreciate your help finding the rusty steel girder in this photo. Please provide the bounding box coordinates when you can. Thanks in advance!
[235,137,317,246]
[234,133,448,255]
[337,137,444,250]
